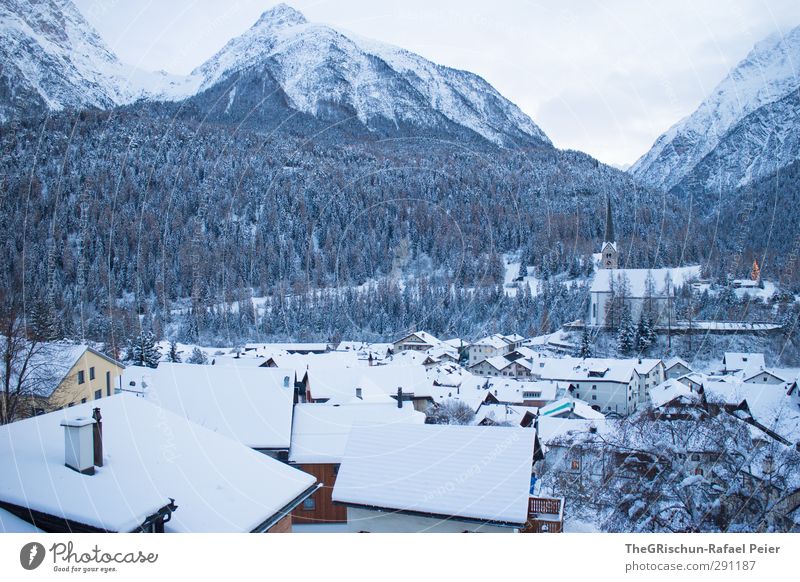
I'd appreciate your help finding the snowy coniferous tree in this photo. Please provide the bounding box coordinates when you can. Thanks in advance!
[131,330,161,368]
[617,308,636,355]
[578,326,594,358]
[187,347,208,365]
[636,313,653,353]
[167,341,181,363]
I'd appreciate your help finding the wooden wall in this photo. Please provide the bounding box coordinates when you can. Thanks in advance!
[291,463,347,523]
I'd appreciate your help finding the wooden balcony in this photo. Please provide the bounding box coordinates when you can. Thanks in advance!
[520,496,564,533]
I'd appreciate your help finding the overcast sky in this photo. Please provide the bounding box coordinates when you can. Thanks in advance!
[74,0,800,167]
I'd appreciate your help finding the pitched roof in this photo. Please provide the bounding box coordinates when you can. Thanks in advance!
[144,363,296,449]
[539,398,605,420]
[648,378,699,409]
[0,395,315,532]
[307,363,435,403]
[393,331,441,347]
[289,402,425,464]
[537,357,637,384]
[723,352,766,373]
[332,424,536,526]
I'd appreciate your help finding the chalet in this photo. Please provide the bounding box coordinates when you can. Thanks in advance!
[288,400,425,524]
[467,333,523,366]
[743,369,787,385]
[468,354,532,378]
[587,266,701,328]
[391,331,442,352]
[332,424,536,532]
[11,342,125,414]
[646,378,705,420]
[0,395,317,532]
[143,363,296,457]
[722,352,766,375]
[664,356,692,380]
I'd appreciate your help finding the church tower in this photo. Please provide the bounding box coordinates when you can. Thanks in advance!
[600,196,618,269]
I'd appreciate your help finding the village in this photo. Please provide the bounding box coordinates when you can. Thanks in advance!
[1,207,798,534]
[2,288,799,533]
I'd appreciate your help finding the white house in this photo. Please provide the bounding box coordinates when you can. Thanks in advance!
[536,357,660,416]
[664,356,693,380]
[332,424,536,532]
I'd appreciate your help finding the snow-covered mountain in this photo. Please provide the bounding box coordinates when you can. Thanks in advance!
[190,4,550,147]
[0,2,549,147]
[0,0,196,122]
[630,25,800,193]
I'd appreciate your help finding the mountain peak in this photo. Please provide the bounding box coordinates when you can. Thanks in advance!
[252,3,307,33]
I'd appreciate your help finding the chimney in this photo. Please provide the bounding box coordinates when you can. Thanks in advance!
[368,353,374,367]
[356,387,363,400]
[60,417,96,475]
[397,387,403,408]
[92,408,103,467]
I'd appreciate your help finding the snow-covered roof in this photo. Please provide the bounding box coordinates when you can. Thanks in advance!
[307,363,435,403]
[723,352,766,373]
[392,331,441,347]
[471,354,514,371]
[332,424,536,526]
[289,402,425,464]
[664,356,691,371]
[474,403,538,426]
[537,357,637,384]
[648,379,699,409]
[539,398,605,420]
[590,265,701,295]
[145,362,296,449]
[703,380,800,444]
[471,334,511,349]
[536,417,610,450]
[0,395,316,532]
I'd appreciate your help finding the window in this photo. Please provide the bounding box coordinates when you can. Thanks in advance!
[302,496,316,511]
[691,453,700,461]
[77,370,85,384]
[81,398,87,404]
[694,468,704,476]
[592,385,597,390]
[94,389,102,400]
[68,402,74,407]
[592,395,597,400]
[571,459,581,471]
[89,367,95,380]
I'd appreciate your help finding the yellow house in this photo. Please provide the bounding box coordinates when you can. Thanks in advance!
[42,345,125,411]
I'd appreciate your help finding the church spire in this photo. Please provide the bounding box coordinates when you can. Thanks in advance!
[604,196,615,244]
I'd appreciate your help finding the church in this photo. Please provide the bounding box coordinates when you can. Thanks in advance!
[587,198,701,328]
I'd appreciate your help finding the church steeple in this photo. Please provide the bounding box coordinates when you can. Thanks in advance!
[604,196,615,244]
[600,196,618,269]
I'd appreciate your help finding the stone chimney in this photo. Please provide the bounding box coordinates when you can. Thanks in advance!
[60,417,96,475]
[356,387,363,400]
[396,387,403,408]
